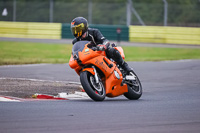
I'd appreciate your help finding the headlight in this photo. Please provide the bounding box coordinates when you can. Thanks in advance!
[114,70,120,79]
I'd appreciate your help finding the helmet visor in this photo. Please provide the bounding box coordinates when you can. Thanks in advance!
[71,23,85,38]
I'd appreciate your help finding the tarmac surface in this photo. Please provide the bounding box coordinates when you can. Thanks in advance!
[1,37,200,48]
[0,60,200,133]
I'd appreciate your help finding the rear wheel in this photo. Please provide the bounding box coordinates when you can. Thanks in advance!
[80,71,105,101]
[124,71,142,100]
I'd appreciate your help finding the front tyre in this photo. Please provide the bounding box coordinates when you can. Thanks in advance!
[80,71,106,101]
[124,71,142,100]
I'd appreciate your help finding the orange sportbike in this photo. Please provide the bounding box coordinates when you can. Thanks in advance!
[69,41,142,101]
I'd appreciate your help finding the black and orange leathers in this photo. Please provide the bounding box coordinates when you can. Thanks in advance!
[69,42,128,97]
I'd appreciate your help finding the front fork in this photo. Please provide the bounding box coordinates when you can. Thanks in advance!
[92,66,99,84]
[82,66,99,84]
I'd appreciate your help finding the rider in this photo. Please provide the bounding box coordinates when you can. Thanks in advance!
[71,17,133,74]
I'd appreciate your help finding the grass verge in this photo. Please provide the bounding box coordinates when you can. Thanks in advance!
[0,41,200,65]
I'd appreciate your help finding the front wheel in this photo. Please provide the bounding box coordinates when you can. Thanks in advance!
[124,71,142,100]
[80,71,106,101]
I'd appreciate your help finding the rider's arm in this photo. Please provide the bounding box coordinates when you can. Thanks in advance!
[93,29,110,46]
[72,38,81,45]
[72,38,77,45]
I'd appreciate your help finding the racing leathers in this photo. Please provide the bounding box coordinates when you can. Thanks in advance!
[72,28,132,73]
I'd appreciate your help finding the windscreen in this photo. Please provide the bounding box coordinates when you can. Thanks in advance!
[72,41,90,56]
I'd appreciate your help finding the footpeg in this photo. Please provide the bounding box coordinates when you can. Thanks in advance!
[125,75,136,80]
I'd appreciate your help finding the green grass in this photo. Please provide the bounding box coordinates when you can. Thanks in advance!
[0,41,72,65]
[0,41,200,65]
[123,47,200,61]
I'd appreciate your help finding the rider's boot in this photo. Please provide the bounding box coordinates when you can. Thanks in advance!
[106,47,133,74]
[121,61,133,74]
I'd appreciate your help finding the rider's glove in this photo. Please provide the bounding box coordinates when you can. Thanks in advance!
[97,45,107,51]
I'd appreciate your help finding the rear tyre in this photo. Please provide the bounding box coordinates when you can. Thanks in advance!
[124,71,142,100]
[80,71,106,101]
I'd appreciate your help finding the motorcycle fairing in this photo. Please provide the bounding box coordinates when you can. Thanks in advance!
[69,41,128,97]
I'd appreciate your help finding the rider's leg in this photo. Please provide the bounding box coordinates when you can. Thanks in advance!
[105,47,133,73]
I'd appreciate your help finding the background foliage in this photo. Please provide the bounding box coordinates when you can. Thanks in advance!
[0,0,200,27]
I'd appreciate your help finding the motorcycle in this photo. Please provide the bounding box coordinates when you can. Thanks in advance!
[69,41,142,101]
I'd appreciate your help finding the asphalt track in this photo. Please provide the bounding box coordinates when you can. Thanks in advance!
[1,37,200,49]
[0,60,200,133]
